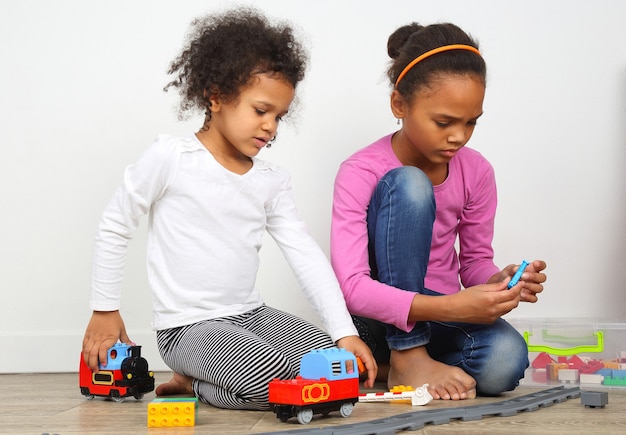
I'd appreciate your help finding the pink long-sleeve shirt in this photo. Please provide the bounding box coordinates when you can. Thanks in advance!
[331,133,500,332]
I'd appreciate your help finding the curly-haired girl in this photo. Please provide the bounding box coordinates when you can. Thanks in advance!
[81,7,376,410]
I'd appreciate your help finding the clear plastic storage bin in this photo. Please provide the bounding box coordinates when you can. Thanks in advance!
[508,318,626,388]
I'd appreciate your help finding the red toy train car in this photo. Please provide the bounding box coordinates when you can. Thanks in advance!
[268,348,360,424]
[79,343,155,402]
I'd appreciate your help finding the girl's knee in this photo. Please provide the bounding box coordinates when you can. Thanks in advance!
[475,335,528,395]
[476,364,526,396]
[380,166,432,191]
[376,167,435,211]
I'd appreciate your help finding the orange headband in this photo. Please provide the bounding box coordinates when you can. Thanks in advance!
[394,44,481,87]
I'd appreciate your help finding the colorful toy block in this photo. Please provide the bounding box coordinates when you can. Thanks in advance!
[147,397,198,427]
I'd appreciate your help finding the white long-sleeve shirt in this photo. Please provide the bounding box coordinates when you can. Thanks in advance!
[90,134,358,342]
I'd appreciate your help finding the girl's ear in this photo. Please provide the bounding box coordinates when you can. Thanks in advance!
[390,89,408,119]
[204,88,222,113]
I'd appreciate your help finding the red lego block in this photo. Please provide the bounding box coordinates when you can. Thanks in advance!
[532,352,555,369]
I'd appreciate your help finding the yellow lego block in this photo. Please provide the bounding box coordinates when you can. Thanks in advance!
[390,385,414,393]
[147,398,197,427]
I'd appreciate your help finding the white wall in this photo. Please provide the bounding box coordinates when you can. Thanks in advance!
[1,0,624,373]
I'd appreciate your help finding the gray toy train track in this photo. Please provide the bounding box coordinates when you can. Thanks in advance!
[259,386,581,435]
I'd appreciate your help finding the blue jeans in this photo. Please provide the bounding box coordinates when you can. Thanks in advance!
[359,166,528,395]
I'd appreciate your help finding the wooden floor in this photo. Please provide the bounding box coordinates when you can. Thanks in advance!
[1,371,625,434]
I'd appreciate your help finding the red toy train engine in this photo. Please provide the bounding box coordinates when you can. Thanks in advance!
[268,348,360,424]
[79,343,155,402]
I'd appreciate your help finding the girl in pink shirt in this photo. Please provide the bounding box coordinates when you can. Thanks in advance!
[331,22,547,400]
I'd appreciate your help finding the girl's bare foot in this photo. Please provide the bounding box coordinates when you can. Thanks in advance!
[389,346,476,400]
[155,372,194,396]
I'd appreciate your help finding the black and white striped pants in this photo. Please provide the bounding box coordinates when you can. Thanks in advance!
[156,304,334,410]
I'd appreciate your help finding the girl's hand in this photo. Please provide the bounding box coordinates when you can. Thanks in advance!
[409,280,522,324]
[518,260,546,302]
[450,280,522,323]
[336,335,378,388]
[82,310,132,372]
[490,260,546,303]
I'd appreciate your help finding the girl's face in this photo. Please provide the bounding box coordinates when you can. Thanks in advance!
[391,74,485,169]
[208,73,295,159]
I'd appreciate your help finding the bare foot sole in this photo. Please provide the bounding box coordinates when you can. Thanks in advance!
[155,372,194,396]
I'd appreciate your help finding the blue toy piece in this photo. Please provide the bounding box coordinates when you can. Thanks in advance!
[100,342,133,370]
[299,348,359,381]
[508,260,529,289]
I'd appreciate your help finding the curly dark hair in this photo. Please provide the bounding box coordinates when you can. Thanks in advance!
[387,22,486,101]
[164,7,308,119]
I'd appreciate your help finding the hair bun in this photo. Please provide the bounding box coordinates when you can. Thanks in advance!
[387,23,423,59]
